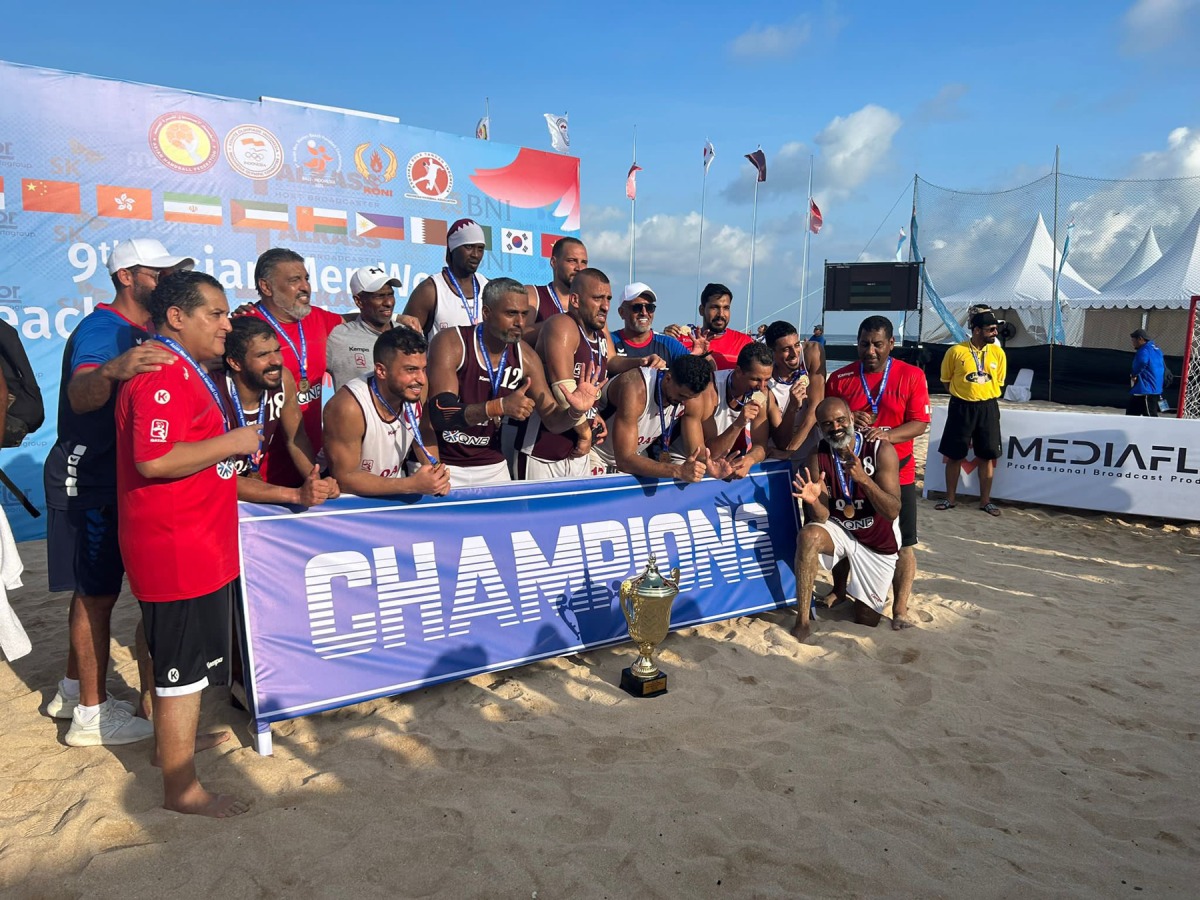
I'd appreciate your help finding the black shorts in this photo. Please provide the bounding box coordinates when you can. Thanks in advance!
[938,397,1002,461]
[139,582,233,697]
[899,482,918,547]
[1126,394,1160,417]
[46,506,125,596]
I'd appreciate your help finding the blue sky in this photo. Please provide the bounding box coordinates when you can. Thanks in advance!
[6,0,1200,330]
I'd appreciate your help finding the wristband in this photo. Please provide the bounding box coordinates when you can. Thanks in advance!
[551,378,578,410]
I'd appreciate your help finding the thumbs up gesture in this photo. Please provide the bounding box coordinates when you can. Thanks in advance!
[502,376,536,420]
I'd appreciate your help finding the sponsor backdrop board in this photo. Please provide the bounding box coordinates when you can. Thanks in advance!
[924,407,1200,519]
[0,60,580,539]
[238,464,799,755]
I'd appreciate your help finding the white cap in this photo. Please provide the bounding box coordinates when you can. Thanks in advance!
[350,265,403,296]
[106,238,195,274]
[619,282,657,305]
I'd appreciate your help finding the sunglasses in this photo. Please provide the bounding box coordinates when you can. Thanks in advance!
[628,302,656,314]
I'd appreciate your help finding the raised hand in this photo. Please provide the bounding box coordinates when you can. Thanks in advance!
[562,364,605,413]
[788,377,809,407]
[706,451,737,480]
[501,377,535,420]
[739,398,763,425]
[792,467,827,505]
[689,330,710,357]
[663,323,687,340]
[675,446,708,483]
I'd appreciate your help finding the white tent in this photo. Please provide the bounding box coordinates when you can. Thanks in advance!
[1101,226,1162,292]
[922,214,1100,346]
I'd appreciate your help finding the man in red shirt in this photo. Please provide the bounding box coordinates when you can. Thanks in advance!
[246,248,344,485]
[117,270,260,818]
[664,283,753,370]
[824,315,930,629]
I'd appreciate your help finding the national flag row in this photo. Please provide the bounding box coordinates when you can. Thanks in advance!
[4,177,566,256]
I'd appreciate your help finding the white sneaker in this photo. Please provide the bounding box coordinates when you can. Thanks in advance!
[65,698,155,746]
[47,689,135,720]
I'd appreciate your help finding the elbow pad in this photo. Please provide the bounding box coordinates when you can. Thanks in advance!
[429,392,468,432]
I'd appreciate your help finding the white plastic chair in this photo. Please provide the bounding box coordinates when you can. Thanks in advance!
[1004,368,1033,402]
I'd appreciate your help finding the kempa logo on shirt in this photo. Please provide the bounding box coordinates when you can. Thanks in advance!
[154,389,170,404]
[167,668,180,683]
[206,656,225,669]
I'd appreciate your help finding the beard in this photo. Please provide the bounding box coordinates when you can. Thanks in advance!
[825,428,855,454]
[278,298,312,321]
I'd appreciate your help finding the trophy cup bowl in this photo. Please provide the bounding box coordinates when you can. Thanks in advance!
[618,556,681,697]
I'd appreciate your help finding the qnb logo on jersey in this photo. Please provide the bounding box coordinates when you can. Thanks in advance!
[301,503,777,660]
[840,516,877,532]
[442,430,491,446]
[296,383,321,406]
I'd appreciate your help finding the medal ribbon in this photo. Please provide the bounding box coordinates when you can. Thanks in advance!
[475,324,510,398]
[969,344,987,380]
[578,323,603,374]
[831,432,863,510]
[655,370,681,453]
[727,376,755,451]
[256,303,309,387]
[225,374,265,471]
[155,336,229,431]
[858,358,892,417]
[546,283,565,315]
[370,376,438,466]
[445,267,481,323]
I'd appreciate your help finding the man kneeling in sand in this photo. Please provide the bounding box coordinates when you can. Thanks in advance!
[791,398,901,642]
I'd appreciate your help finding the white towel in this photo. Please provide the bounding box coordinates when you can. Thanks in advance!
[0,504,29,661]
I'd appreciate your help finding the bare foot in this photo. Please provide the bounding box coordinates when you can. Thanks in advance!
[892,616,916,631]
[824,590,848,608]
[164,782,250,818]
[137,690,153,720]
[790,621,813,642]
[152,731,231,766]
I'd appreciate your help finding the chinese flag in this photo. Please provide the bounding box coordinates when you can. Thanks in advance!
[22,179,81,214]
[96,185,153,220]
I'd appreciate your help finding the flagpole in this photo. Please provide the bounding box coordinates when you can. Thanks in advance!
[629,127,637,284]
[747,177,760,332]
[799,155,813,333]
[697,140,709,300]
[1049,145,1059,403]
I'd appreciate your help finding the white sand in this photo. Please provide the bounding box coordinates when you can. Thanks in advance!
[2,428,1198,898]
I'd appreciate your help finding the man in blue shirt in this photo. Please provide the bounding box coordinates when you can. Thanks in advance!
[43,238,193,746]
[1127,328,1165,417]
[809,324,826,346]
[610,283,687,366]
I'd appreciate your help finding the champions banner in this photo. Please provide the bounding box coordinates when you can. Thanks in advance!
[0,60,580,539]
[238,464,798,753]
[923,407,1200,519]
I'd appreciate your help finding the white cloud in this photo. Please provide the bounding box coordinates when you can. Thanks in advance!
[915,83,969,122]
[1132,126,1200,178]
[1121,0,1200,54]
[814,105,903,197]
[728,19,812,60]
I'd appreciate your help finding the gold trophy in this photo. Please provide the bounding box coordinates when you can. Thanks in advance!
[618,556,681,697]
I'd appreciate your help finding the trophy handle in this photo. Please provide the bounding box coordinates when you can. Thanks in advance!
[665,568,682,592]
[619,576,638,626]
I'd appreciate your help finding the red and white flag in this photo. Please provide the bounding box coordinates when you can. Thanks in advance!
[744,148,767,183]
[703,140,715,174]
[626,163,642,200]
[808,198,823,234]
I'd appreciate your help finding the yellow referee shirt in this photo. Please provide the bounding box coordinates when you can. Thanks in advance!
[941,340,1006,401]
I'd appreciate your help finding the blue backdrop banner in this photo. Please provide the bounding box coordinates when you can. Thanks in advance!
[238,464,798,750]
[0,59,580,538]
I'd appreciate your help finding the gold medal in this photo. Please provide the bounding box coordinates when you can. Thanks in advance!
[299,378,310,392]
[843,501,855,520]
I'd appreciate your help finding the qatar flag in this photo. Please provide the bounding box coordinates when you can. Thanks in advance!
[626,163,642,200]
[808,198,823,234]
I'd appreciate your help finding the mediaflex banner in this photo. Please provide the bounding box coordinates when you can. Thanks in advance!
[923,406,1200,519]
[0,59,580,539]
[238,465,798,753]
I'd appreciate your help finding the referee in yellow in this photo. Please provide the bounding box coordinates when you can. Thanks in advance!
[936,310,1006,516]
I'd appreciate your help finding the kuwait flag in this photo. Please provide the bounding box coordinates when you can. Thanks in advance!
[232,198,289,230]
[355,212,405,241]
[22,178,81,214]
[297,206,348,235]
[541,233,567,258]
[96,184,152,220]
[409,217,448,245]
[163,192,222,225]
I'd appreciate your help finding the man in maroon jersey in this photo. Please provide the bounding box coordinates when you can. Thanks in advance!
[426,277,601,488]
[523,236,589,343]
[663,282,753,370]
[116,270,261,817]
[824,316,929,629]
[790,397,901,643]
[245,248,345,486]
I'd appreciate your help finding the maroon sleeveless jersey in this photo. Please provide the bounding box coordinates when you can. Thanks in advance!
[518,323,608,461]
[438,325,526,468]
[816,437,899,554]
[215,375,285,479]
[535,284,566,322]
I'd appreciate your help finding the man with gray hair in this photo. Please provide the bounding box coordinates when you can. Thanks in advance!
[427,277,602,487]
[402,218,491,338]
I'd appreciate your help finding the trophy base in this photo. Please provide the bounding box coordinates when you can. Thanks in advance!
[620,667,668,698]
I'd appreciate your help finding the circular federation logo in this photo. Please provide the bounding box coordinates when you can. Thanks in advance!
[292,133,342,185]
[148,112,219,175]
[224,124,284,180]
[216,459,237,480]
[406,152,453,200]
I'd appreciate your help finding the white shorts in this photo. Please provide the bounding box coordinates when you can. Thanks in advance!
[813,520,898,613]
[445,460,511,489]
[586,448,617,476]
[520,454,590,481]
